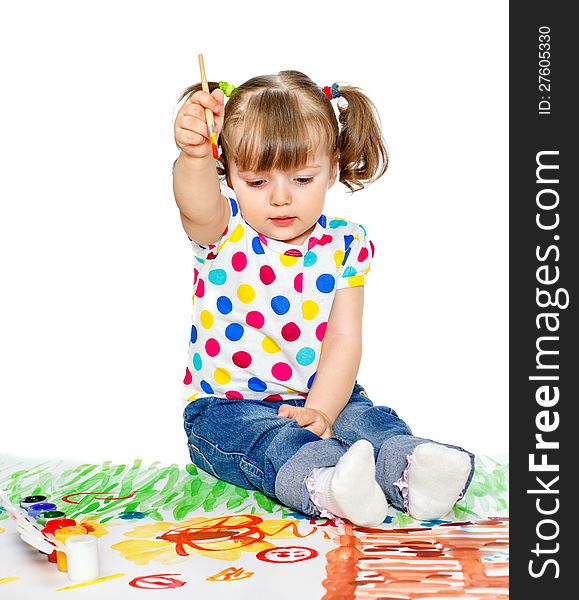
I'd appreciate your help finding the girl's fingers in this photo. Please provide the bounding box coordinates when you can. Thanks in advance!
[176,127,208,146]
[188,89,221,113]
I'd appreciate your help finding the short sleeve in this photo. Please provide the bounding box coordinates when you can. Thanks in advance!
[335,224,375,289]
[189,182,242,262]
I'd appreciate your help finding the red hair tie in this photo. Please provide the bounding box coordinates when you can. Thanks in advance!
[322,83,341,100]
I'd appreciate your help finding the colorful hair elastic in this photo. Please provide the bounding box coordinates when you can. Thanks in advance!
[219,81,237,97]
[322,83,341,100]
[217,80,341,100]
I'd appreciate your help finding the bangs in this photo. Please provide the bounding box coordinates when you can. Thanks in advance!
[230,89,333,173]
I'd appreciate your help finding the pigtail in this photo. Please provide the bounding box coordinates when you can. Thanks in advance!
[336,86,389,193]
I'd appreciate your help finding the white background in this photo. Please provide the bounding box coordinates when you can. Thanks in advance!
[0,1,508,464]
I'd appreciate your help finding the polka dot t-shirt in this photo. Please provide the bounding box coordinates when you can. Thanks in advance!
[181,182,374,402]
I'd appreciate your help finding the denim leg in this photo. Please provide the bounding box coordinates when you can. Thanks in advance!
[183,396,349,516]
[273,436,350,516]
[333,383,476,512]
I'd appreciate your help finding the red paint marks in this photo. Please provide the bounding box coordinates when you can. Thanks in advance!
[256,546,318,563]
[128,574,186,589]
[62,491,137,505]
[156,515,317,557]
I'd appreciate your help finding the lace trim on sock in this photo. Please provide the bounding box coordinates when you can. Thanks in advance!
[393,453,413,512]
[304,468,344,524]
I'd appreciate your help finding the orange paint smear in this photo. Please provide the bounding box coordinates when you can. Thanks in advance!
[322,518,509,599]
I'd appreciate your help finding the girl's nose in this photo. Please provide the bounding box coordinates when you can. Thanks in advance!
[270,183,292,206]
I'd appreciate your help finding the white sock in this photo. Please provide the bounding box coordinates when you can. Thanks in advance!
[406,443,472,520]
[305,440,389,527]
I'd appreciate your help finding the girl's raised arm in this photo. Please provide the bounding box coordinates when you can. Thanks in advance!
[173,88,229,245]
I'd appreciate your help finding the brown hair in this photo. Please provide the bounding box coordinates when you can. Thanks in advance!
[177,70,388,193]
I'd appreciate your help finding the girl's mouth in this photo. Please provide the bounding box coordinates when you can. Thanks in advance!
[270,217,296,226]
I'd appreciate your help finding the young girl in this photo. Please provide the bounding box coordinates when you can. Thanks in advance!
[173,70,475,527]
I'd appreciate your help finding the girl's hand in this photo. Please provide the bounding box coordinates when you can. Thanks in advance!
[278,405,334,440]
[174,88,225,159]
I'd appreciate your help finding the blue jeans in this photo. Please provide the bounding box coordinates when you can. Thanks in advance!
[183,381,475,517]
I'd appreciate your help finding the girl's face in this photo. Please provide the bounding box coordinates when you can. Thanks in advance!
[227,146,338,246]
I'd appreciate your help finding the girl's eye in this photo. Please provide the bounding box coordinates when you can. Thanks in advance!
[246,178,313,187]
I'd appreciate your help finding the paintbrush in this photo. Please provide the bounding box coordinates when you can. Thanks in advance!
[198,53,219,160]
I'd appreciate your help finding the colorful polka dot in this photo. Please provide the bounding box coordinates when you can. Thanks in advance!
[260,265,276,285]
[190,325,198,344]
[343,266,357,278]
[252,236,265,254]
[302,300,319,320]
[294,273,303,293]
[304,251,317,267]
[237,284,255,303]
[226,390,244,400]
[333,250,345,269]
[196,278,205,298]
[284,248,303,257]
[348,275,365,287]
[232,252,248,271]
[200,380,214,394]
[214,368,231,384]
[358,247,369,262]
[200,310,214,329]
[248,377,267,392]
[232,351,252,368]
[342,246,352,265]
[316,322,327,341]
[246,311,265,328]
[281,322,301,342]
[192,353,202,370]
[329,218,348,228]
[183,367,192,384]
[296,347,316,366]
[230,224,244,243]
[264,394,283,402]
[307,372,316,389]
[205,338,220,357]
[280,254,299,267]
[272,362,292,381]
[225,323,244,341]
[216,296,233,314]
[208,269,227,285]
[271,296,290,315]
[262,337,281,353]
[316,273,335,293]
